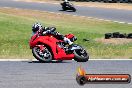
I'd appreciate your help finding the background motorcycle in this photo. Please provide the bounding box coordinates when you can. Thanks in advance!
[61,2,76,12]
[29,32,89,62]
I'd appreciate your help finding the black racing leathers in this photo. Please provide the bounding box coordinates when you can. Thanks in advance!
[42,27,64,40]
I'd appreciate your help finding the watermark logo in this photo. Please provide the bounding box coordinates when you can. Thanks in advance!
[76,67,131,85]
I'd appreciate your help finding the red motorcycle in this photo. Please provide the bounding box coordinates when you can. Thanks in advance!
[29,32,89,62]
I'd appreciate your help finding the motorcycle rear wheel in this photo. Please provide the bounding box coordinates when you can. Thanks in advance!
[73,45,89,62]
[62,7,66,11]
[32,46,52,62]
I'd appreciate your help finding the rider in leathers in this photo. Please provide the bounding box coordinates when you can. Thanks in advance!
[32,23,73,45]
[61,0,70,8]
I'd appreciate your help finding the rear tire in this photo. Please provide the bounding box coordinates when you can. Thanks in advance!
[62,7,66,11]
[74,45,89,62]
[32,46,52,62]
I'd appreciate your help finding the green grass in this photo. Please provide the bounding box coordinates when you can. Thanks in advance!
[0,8,132,59]
[0,13,32,58]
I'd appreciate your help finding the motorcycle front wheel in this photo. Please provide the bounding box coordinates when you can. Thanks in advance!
[73,45,89,62]
[72,7,76,12]
[32,46,52,62]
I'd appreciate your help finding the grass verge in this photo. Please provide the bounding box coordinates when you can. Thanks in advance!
[0,7,132,59]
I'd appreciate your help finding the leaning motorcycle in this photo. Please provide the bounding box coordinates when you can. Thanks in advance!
[29,32,89,62]
[61,2,76,12]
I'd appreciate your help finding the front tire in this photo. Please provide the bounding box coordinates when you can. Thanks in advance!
[74,45,89,62]
[32,46,52,62]
[72,7,76,12]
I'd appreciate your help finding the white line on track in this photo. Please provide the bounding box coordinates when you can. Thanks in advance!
[45,12,132,25]
[44,9,132,25]
[13,0,132,11]
[2,7,132,25]
[0,59,131,61]
[89,59,132,60]
[0,59,33,61]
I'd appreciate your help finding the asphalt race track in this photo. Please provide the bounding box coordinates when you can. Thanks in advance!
[0,60,131,88]
[0,0,132,23]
